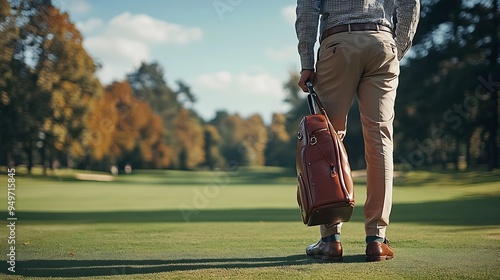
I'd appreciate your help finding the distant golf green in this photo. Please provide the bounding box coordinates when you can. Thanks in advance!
[1,167,499,279]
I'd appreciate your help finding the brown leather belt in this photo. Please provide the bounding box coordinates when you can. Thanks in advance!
[321,23,394,42]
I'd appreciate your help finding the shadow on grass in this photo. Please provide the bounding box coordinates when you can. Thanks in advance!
[393,169,500,187]
[390,194,500,226]
[10,194,500,226]
[11,255,365,277]
[10,166,297,186]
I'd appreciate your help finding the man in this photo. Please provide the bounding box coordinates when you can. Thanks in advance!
[295,0,420,262]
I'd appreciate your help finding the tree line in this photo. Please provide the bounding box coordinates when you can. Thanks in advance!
[0,0,290,174]
[0,0,498,175]
[396,0,499,171]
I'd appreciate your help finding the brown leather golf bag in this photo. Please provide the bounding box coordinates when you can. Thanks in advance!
[296,82,354,226]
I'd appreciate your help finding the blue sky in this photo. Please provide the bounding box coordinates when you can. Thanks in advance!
[53,0,302,123]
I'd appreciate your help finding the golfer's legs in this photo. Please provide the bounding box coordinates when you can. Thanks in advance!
[357,32,399,238]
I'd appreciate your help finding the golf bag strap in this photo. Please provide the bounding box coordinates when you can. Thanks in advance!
[306,82,329,117]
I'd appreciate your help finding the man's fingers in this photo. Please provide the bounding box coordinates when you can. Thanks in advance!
[299,83,308,92]
[297,80,307,92]
[298,70,315,92]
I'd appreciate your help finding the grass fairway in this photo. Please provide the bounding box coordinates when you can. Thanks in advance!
[1,167,499,279]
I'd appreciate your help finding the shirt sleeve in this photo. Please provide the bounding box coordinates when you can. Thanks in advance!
[395,0,420,60]
[295,0,321,70]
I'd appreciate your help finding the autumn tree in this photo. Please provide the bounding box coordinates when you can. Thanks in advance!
[173,108,205,169]
[0,0,103,174]
[127,62,206,169]
[82,89,118,169]
[265,113,292,167]
[33,5,102,167]
[243,114,268,166]
[104,80,170,169]
[210,112,246,166]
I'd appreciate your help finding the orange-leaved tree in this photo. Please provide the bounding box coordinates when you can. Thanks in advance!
[104,80,171,168]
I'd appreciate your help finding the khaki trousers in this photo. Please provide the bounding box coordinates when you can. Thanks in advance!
[315,30,399,238]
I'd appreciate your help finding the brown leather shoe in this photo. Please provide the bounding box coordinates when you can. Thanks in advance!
[305,240,343,261]
[366,238,394,262]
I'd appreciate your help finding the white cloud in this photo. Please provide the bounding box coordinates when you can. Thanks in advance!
[76,18,103,34]
[282,5,296,25]
[85,37,150,80]
[265,45,297,62]
[236,72,285,98]
[106,12,202,44]
[196,71,233,90]
[79,12,203,84]
[196,71,286,99]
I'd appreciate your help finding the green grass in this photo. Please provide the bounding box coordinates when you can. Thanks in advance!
[0,167,499,279]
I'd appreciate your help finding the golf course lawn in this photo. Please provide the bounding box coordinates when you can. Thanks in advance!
[0,166,499,279]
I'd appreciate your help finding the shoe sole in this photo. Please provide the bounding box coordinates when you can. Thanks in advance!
[307,253,343,262]
[365,255,394,262]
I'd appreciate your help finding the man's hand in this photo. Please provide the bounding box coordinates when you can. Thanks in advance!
[298,69,316,92]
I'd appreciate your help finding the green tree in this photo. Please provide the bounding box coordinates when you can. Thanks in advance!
[396,0,499,170]
[204,124,226,170]
[283,71,307,136]
[0,0,21,167]
[127,62,184,167]
[210,112,268,167]
[176,80,197,108]
[127,62,179,116]
[0,0,56,173]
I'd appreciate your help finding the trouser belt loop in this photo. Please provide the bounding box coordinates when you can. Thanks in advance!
[376,24,379,32]
[348,24,352,34]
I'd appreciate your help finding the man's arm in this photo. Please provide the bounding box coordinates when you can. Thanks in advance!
[395,0,420,60]
[296,0,321,91]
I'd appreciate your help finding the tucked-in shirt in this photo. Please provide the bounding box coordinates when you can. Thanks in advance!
[296,0,420,69]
